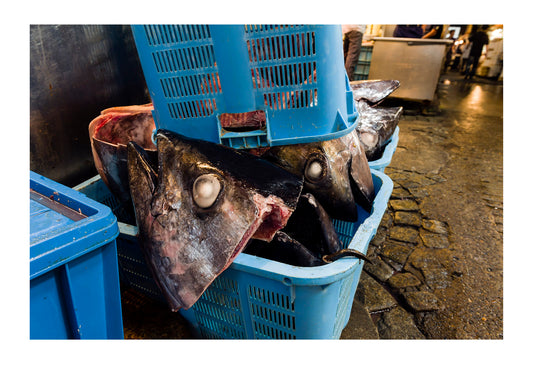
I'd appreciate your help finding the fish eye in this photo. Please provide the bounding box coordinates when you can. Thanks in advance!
[360,132,378,148]
[304,155,327,183]
[193,174,221,209]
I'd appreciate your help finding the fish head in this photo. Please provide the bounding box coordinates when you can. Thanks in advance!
[261,133,374,221]
[356,101,403,160]
[89,105,156,207]
[350,79,400,105]
[128,130,303,311]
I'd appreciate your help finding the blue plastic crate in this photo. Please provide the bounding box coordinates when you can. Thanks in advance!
[358,46,373,63]
[131,25,358,148]
[354,61,371,76]
[352,73,369,81]
[75,169,392,339]
[368,126,400,172]
[30,171,123,339]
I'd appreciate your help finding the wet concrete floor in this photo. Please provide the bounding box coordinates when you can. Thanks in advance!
[119,71,503,340]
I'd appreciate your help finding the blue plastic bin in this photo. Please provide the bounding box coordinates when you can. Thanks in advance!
[368,126,400,172]
[75,169,392,339]
[352,45,373,80]
[131,24,357,149]
[30,171,123,339]
[358,45,373,63]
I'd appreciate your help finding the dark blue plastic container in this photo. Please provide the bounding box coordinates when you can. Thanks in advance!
[30,171,123,339]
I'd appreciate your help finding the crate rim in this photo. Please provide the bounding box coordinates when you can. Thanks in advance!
[30,171,119,280]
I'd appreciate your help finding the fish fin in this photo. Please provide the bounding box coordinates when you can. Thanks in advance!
[322,248,373,264]
[349,144,375,212]
[127,141,158,216]
[245,232,324,267]
[350,79,400,105]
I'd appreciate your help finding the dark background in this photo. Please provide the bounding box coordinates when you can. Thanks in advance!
[30,25,150,186]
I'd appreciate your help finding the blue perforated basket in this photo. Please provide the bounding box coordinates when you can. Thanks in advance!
[75,170,392,339]
[131,24,357,148]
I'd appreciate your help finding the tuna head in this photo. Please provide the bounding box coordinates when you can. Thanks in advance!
[355,101,403,161]
[89,104,156,209]
[259,132,375,221]
[350,79,400,105]
[127,129,303,311]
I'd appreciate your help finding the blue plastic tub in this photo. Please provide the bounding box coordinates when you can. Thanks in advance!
[131,24,357,149]
[352,45,373,80]
[368,126,400,172]
[358,45,373,63]
[75,169,392,339]
[354,61,370,77]
[30,171,123,339]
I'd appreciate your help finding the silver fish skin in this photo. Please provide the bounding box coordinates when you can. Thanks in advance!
[350,79,400,105]
[127,130,303,311]
[258,130,375,220]
[355,101,403,161]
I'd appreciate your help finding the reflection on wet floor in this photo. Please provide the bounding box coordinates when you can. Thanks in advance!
[439,72,503,116]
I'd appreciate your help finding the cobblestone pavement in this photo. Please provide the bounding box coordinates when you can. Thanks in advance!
[341,72,503,339]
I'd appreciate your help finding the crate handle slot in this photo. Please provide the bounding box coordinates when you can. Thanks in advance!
[219,110,266,132]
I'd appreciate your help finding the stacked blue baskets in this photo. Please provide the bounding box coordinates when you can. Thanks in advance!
[131,25,358,148]
[102,24,396,338]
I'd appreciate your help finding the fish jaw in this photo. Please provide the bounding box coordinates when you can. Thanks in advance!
[282,193,342,259]
[316,138,360,221]
[348,132,375,212]
[128,131,302,311]
[321,133,374,217]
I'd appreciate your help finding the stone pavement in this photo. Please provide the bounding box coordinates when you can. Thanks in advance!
[341,162,456,339]
[341,72,503,339]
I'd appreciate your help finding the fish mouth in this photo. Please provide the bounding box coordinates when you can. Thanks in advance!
[225,193,294,270]
[244,192,344,267]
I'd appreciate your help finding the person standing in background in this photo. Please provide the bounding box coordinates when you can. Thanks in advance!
[422,25,443,39]
[343,24,366,81]
[464,25,490,80]
[443,29,457,72]
[393,25,424,38]
[460,39,472,73]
